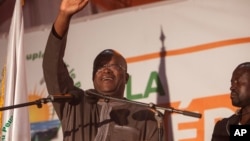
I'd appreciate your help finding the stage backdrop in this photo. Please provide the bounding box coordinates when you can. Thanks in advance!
[0,0,250,141]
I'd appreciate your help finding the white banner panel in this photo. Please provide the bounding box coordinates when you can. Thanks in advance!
[0,0,250,141]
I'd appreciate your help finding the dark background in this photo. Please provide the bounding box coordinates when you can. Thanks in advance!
[0,0,163,34]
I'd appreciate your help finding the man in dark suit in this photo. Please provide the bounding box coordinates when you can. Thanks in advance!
[211,62,250,141]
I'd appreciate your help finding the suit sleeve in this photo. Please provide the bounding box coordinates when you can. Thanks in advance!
[43,27,74,95]
[211,118,230,141]
[42,27,77,119]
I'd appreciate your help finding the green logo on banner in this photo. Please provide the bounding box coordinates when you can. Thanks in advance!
[1,115,13,141]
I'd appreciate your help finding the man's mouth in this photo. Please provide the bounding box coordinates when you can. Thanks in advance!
[230,91,238,98]
[102,76,114,81]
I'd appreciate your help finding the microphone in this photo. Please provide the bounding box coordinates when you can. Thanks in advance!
[85,89,103,98]
[85,89,112,103]
[48,93,80,103]
[84,89,103,103]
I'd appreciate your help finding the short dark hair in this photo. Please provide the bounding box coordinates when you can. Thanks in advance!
[236,62,250,70]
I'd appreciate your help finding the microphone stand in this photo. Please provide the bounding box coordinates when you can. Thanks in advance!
[0,98,52,111]
[87,90,202,118]
[86,90,202,141]
[153,108,164,141]
[0,91,202,141]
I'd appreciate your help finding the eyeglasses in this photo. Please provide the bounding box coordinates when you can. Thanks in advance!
[97,64,126,72]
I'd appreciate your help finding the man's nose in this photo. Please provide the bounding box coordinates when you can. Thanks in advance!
[102,66,112,72]
[230,85,234,91]
[230,82,237,91]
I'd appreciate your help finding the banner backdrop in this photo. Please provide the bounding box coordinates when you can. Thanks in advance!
[0,0,250,141]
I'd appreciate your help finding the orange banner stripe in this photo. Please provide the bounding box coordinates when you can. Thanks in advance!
[126,37,250,63]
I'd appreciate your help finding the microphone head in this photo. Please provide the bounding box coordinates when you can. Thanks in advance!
[132,109,156,121]
[49,90,81,104]
[110,109,130,126]
[68,90,82,104]
[85,89,100,104]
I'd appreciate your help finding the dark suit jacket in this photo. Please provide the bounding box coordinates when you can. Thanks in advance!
[211,112,250,141]
[43,29,166,141]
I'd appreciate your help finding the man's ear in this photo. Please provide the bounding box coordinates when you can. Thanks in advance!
[125,73,129,83]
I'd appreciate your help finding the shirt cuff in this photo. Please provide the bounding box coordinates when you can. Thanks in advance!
[52,25,63,40]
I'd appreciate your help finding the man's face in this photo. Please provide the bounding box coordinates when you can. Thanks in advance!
[230,67,250,107]
[93,55,128,98]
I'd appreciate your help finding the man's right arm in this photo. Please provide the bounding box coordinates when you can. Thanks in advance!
[43,0,89,95]
[43,26,74,95]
